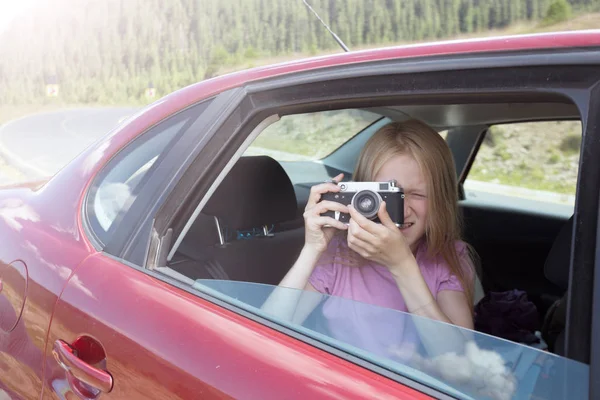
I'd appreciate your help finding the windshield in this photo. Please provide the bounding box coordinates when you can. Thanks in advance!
[244,109,381,161]
[193,280,588,400]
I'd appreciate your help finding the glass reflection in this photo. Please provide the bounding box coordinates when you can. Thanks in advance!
[193,280,588,400]
[0,198,40,232]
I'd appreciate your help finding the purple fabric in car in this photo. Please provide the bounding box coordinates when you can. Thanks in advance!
[474,289,541,345]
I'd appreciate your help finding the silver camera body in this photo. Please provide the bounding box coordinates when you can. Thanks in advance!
[321,180,405,226]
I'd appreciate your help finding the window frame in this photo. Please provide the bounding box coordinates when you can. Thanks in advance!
[83,104,203,247]
[568,80,600,366]
[111,49,600,396]
[587,80,600,400]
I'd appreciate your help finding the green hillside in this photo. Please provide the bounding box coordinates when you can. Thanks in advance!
[1,0,598,105]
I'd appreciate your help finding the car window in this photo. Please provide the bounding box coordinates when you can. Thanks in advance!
[464,121,581,215]
[192,280,588,400]
[86,107,203,245]
[243,109,381,161]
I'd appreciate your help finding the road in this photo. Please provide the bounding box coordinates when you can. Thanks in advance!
[0,107,310,185]
[0,108,137,185]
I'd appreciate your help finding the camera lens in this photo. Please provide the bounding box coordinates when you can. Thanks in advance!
[352,190,380,220]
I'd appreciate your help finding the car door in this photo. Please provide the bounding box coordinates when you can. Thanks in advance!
[0,180,104,400]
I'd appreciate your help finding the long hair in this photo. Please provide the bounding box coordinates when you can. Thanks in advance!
[328,119,475,306]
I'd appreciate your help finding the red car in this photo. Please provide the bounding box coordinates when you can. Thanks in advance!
[2,31,600,399]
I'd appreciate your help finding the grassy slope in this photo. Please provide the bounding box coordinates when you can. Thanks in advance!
[469,121,581,195]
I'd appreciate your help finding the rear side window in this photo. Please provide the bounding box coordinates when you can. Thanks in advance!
[92,122,186,232]
[465,120,581,213]
[191,280,589,400]
[85,103,209,246]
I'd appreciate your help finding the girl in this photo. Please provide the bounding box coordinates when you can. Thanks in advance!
[265,119,476,331]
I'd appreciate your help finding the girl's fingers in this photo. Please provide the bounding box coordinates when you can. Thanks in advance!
[307,200,349,217]
[347,205,385,235]
[311,216,348,231]
[305,183,338,209]
[305,173,344,210]
[348,218,377,243]
[347,233,377,257]
[329,173,344,184]
[376,202,398,230]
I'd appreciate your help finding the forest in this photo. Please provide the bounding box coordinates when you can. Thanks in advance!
[0,0,598,104]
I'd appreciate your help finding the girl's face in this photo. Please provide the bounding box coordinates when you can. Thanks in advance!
[375,154,428,253]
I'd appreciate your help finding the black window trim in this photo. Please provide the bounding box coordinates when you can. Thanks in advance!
[97,88,246,263]
[572,80,600,378]
[245,46,600,95]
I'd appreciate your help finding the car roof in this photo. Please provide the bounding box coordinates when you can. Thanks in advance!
[169,30,600,105]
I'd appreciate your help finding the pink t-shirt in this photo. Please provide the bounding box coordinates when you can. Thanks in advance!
[307,236,473,359]
[309,235,472,312]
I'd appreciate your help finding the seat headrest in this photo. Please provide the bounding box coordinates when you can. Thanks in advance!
[182,213,220,248]
[203,156,297,230]
[544,216,574,291]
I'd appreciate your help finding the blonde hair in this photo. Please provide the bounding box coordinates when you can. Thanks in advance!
[329,119,475,306]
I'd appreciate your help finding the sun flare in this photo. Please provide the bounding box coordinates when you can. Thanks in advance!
[0,0,46,32]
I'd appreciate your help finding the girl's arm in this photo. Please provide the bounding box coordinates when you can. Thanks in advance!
[391,260,473,329]
[261,174,347,325]
[260,247,324,324]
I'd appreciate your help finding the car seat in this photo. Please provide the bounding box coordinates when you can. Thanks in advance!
[174,156,305,285]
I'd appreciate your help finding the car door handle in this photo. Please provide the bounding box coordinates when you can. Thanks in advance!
[52,339,114,395]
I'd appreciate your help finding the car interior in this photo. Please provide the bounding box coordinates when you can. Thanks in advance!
[162,100,581,358]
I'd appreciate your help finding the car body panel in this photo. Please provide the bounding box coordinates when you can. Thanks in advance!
[0,183,93,398]
[42,253,431,399]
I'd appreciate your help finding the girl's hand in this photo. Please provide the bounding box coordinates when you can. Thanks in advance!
[347,202,415,276]
[303,173,348,254]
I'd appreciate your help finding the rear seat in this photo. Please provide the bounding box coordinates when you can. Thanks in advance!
[171,156,305,285]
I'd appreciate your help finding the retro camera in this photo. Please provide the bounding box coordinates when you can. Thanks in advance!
[320,180,405,226]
